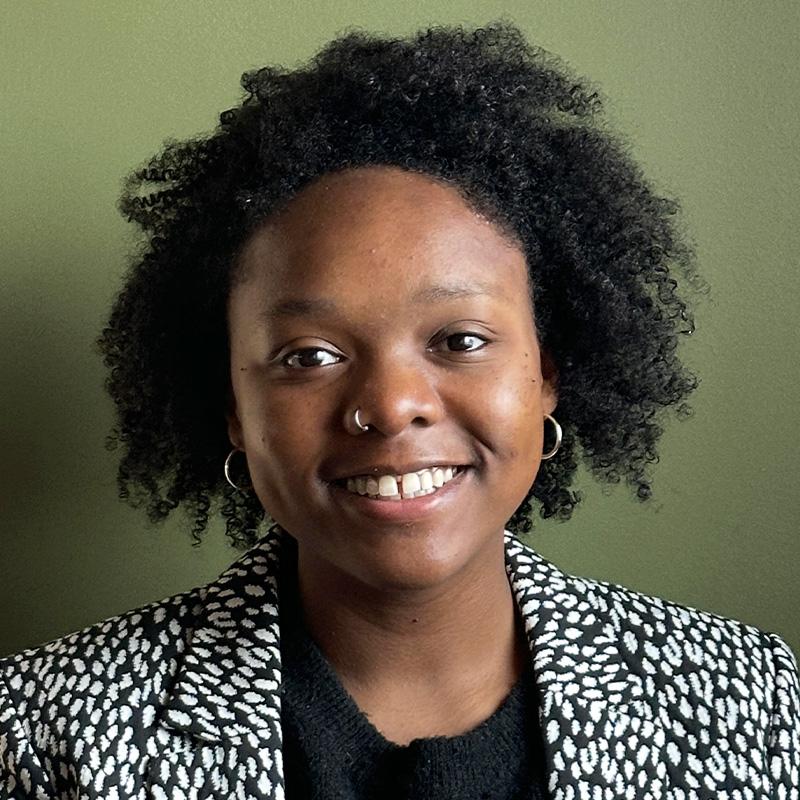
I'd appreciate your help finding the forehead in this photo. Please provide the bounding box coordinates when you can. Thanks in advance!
[235,166,530,310]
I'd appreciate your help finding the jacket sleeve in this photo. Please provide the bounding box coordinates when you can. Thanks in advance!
[767,633,800,798]
[0,672,54,800]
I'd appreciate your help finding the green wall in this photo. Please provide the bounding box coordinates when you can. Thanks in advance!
[1,1,798,657]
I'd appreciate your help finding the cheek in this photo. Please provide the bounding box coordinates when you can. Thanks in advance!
[234,382,325,492]
[461,367,542,521]
[479,362,542,458]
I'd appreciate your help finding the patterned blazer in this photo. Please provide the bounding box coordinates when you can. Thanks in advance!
[1,530,798,800]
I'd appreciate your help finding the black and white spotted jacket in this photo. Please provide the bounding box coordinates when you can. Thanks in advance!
[1,530,798,799]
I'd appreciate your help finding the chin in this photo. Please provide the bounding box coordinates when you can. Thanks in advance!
[346,531,491,594]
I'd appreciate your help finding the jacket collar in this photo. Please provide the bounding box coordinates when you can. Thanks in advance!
[150,529,657,797]
[504,535,647,707]
[158,529,646,738]
[158,528,284,745]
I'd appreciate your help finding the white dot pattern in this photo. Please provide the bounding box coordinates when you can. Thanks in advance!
[0,531,797,799]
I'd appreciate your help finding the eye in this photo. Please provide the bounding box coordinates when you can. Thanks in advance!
[431,332,490,353]
[281,347,342,369]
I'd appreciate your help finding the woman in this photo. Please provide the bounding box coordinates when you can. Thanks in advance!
[1,22,797,800]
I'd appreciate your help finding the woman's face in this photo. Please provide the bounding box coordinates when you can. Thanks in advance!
[227,166,557,591]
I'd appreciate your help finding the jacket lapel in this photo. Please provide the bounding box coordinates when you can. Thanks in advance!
[147,530,668,799]
[505,535,671,798]
[146,529,285,800]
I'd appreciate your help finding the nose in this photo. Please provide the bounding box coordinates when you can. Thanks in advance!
[347,355,444,437]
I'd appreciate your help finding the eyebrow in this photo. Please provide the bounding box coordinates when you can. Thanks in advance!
[263,298,338,320]
[411,281,507,303]
[262,281,507,321]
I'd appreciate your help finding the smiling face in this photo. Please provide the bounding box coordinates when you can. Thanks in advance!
[227,166,557,592]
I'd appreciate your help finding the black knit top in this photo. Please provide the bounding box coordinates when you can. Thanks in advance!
[278,548,551,799]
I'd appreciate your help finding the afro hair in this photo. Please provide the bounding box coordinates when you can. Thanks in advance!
[99,21,704,548]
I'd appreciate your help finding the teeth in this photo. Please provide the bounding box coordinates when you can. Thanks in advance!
[378,475,399,497]
[343,466,462,499]
[401,473,421,494]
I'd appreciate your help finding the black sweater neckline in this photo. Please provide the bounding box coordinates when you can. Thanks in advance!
[278,539,549,799]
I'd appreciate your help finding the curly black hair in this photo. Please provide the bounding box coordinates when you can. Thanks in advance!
[98,21,705,549]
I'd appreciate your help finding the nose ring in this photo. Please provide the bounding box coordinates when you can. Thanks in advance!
[352,408,370,434]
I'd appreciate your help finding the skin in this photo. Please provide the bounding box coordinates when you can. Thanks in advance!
[227,166,558,744]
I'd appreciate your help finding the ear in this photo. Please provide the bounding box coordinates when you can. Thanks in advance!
[226,388,245,450]
[540,348,559,416]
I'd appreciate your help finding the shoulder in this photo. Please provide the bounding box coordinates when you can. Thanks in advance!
[2,584,205,678]
[592,562,796,676]
[505,532,798,695]
[505,538,799,791]
[0,585,208,795]
[600,569,798,691]
[561,559,799,782]
[0,535,283,795]
[0,584,206,742]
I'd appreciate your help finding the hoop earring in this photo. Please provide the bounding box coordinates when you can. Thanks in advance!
[224,448,252,491]
[541,413,562,461]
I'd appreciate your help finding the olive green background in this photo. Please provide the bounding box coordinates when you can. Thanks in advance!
[1,1,798,658]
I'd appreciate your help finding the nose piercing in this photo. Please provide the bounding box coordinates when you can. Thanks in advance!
[352,408,370,434]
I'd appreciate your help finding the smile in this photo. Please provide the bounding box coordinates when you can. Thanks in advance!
[344,466,462,500]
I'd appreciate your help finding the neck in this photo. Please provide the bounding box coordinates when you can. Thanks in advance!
[295,532,528,741]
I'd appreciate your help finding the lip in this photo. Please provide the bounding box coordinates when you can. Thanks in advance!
[329,467,470,523]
